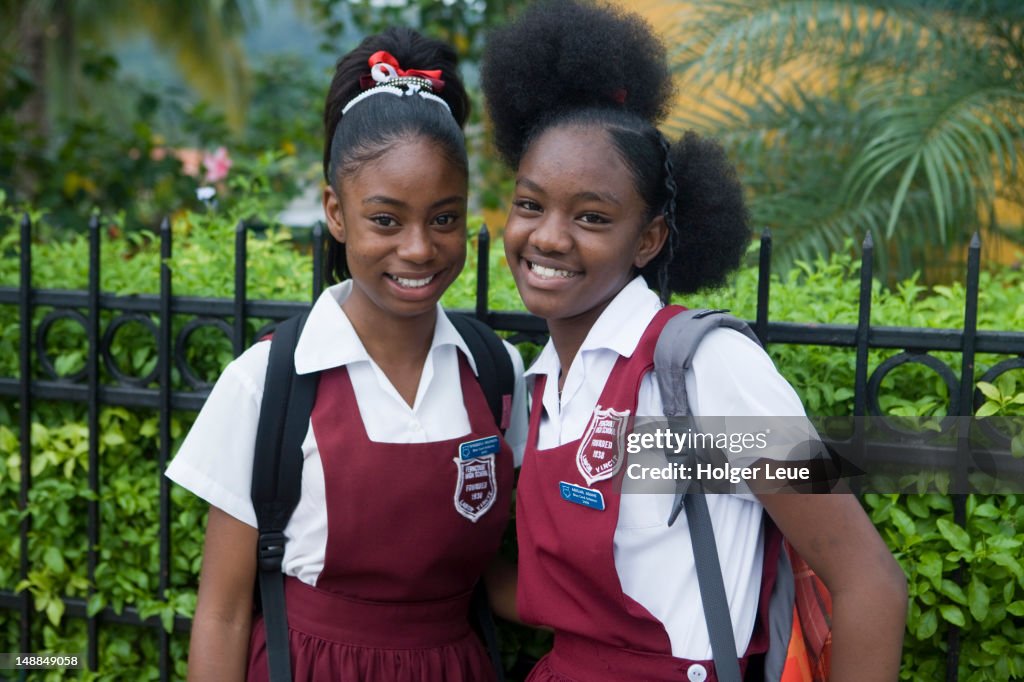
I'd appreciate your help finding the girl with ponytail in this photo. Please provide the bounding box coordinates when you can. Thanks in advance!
[168,27,526,681]
[482,3,906,680]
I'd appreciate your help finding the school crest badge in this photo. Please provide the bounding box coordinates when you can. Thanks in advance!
[453,454,497,522]
[575,406,630,485]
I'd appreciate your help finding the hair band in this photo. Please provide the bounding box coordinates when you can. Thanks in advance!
[342,51,451,116]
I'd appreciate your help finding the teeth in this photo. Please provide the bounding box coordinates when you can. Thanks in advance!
[390,274,435,288]
[530,262,576,279]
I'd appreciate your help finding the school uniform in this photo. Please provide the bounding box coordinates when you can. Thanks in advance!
[166,280,527,682]
[516,276,807,682]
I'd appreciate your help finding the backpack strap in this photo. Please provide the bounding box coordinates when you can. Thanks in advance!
[446,311,512,675]
[654,308,759,527]
[447,312,514,435]
[654,309,761,682]
[251,312,318,682]
[654,308,760,422]
[446,312,513,681]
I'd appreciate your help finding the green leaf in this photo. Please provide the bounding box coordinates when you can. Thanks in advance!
[86,593,106,617]
[916,607,938,639]
[160,607,175,633]
[917,551,943,583]
[1007,602,1024,617]
[43,546,66,574]
[985,535,1022,552]
[988,553,1023,580]
[975,402,1000,418]
[968,578,990,622]
[1012,435,1024,459]
[980,638,1007,655]
[939,604,965,627]
[102,431,126,447]
[970,503,999,519]
[976,382,1001,401]
[45,597,64,626]
[891,507,916,538]
[940,579,967,605]
[937,519,971,552]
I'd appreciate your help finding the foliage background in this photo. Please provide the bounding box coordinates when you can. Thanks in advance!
[1,0,1023,680]
[1,200,1023,679]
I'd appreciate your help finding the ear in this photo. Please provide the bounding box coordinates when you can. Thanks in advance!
[634,214,669,269]
[322,185,346,243]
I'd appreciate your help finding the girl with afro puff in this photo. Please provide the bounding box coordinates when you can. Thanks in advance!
[481,2,907,680]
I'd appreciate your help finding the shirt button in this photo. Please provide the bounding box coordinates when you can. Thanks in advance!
[408,420,423,431]
[687,664,707,682]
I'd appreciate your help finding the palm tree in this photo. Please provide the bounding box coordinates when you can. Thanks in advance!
[666,0,1024,279]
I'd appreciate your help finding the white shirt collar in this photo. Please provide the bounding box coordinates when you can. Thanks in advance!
[525,276,662,379]
[293,281,477,375]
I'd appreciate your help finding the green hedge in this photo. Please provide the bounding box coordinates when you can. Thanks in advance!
[1,208,1023,680]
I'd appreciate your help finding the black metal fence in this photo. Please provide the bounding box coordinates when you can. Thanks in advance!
[1,215,1023,681]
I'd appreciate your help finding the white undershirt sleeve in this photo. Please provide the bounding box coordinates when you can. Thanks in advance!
[502,339,529,467]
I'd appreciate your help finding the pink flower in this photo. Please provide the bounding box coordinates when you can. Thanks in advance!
[175,148,204,178]
[202,147,232,183]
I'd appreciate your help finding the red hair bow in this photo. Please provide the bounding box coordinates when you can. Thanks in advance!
[359,51,446,93]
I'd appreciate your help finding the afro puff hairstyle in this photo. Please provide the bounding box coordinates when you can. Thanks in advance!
[481,0,750,296]
[481,0,672,167]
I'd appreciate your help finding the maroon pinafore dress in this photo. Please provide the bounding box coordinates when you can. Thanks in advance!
[516,307,781,682]
[247,356,513,681]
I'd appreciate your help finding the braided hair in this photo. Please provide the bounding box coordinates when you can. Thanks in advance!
[481,0,749,296]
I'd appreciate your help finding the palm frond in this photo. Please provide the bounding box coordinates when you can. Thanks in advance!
[667,0,945,89]
[843,75,1024,242]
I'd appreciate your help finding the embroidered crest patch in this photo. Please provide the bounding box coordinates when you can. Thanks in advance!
[453,454,498,522]
[575,406,630,485]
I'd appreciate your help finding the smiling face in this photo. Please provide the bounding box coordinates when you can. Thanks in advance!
[503,124,667,334]
[323,136,467,327]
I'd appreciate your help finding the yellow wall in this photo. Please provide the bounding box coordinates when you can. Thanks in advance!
[620,0,1022,267]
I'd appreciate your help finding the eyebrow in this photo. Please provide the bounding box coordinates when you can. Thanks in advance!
[362,195,465,209]
[516,177,621,206]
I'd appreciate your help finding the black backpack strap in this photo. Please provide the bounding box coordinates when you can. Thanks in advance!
[447,312,512,681]
[251,312,318,682]
[447,312,514,435]
[470,581,505,681]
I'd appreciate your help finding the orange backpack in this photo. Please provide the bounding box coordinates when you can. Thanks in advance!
[781,542,832,682]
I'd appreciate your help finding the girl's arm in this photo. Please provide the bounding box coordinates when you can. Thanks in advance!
[484,555,520,624]
[757,492,907,682]
[187,506,258,682]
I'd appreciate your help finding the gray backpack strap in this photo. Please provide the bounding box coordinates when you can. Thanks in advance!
[653,308,784,682]
[654,308,760,421]
[654,308,760,525]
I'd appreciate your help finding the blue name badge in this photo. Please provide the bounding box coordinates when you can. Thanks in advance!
[459,435,501,461]
[559,481,606,511]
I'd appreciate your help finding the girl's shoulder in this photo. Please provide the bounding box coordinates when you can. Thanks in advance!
[215,338,273,400]
[687,327,805,418]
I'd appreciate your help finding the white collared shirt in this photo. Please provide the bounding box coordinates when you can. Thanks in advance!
[525,276,806,660]
[166,281,527,585]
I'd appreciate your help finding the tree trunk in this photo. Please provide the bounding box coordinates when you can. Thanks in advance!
[13,1,49,140]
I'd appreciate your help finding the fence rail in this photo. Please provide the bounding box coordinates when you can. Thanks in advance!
[2,215,1023,681]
